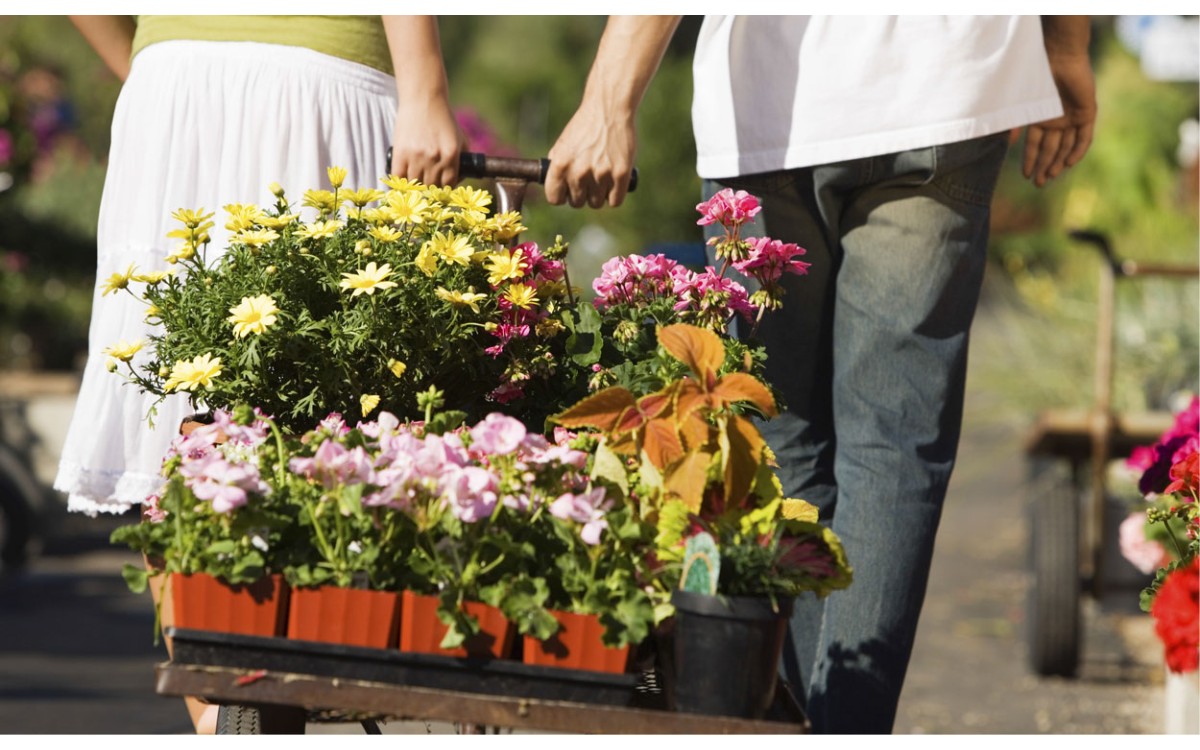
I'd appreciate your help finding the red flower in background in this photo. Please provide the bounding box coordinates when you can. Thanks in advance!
[1163,450,1200,496]
[1151,558,1199,674]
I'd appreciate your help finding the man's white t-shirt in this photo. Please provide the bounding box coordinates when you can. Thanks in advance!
[692,15,1064,179]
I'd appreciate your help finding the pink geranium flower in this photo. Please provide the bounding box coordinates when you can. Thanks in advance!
[470,412,527,456]
[696,188,762,227]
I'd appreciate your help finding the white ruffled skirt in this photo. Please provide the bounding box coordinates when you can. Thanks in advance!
[55,40,398,516]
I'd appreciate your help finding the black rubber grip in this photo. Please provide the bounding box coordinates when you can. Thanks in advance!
[386,149,637,192]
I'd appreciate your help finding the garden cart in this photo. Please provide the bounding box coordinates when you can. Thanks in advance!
[156,153,809,734]
[1024,229,1198,678]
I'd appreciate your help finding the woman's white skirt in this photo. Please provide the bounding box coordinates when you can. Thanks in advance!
[55,40,398,516]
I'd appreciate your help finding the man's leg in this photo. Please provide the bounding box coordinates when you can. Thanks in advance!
[703,170,844,702]
[805,133,1009,733]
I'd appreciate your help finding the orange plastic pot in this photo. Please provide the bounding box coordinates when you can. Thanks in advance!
[522,609,631,674]
[398,590,514,658]
[287,586,401,649]
[169,572,289,637]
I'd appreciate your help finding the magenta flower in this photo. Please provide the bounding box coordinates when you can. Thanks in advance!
[732,236,812,284]
[696,188,762,227]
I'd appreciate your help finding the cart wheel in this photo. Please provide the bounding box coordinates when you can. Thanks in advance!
[216,704,307,734]
[1025,459,1081,678]
[216,705,261,735]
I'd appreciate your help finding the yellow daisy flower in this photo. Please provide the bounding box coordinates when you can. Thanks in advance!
[171,208,214,228]
[257,213,299,229]
[485,249,526,287]
[360,393,381,417]
[435,286,489,314]
[387,359,407,378]
[100,263,138,296]
[449,186,492,215]
[425,231,474,267]
[327,165,348,189]
[385,190,430,226]
[424,186,453,204]
[233,228,280,248]
[296,220,344,241]
[368,225,403,243]
[340,262,398,297]
[380,175,422,192]
[163,353,223,392]
[144,304,161,321]
[342,187,383,208]
[223,203,265,232]
[302,189,338,214]
[227,294,281,338]
[133,269,175,284]
[103,339,144,362]
[502,283,539,310]
[483,211,528,242]
[413,245,439,277]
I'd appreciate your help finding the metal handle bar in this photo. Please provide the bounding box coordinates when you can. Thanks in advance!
[386,149,638,192]
[1068,229,1198,279]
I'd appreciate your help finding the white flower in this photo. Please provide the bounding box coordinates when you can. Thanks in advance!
[251,535,269,552]
[348,541,363,555]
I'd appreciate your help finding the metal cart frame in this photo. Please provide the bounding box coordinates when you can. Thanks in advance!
[1024,229,1198,677]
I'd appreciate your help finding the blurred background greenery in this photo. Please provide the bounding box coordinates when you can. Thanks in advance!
[0,15,1196,419]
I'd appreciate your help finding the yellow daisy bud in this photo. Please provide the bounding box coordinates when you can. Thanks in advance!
[387,359,407,378]
[360,393,381,417]
[269,182,285,198]
[327,166,348,189]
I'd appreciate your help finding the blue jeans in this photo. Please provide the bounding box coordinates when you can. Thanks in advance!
[704,133,1009,733]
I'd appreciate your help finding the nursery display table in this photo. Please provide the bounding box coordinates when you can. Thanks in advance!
[156,628,809,734]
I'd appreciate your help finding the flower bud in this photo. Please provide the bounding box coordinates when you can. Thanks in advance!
[269,182,285,198]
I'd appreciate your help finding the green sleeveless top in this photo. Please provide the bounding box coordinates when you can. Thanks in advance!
[131,16,394,76]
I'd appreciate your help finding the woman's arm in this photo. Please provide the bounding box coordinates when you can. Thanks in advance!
[68,16,136,82]
[382,16,464,187]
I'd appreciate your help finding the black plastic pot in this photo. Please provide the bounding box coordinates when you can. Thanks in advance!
[662,589,794,719]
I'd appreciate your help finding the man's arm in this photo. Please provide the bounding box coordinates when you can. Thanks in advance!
[69,16,136,82]
[545,16,682,208]
[383,15,464,186]
[1023,16,1097,187]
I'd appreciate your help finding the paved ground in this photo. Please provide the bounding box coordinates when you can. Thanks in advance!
[0,313,1170,735]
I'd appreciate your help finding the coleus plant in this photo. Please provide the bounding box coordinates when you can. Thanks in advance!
[553,323,852,610]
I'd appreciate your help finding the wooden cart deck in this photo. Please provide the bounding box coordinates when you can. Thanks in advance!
[156,628,810,734]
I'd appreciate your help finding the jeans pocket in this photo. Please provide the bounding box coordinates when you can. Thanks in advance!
[929,133,1009,208]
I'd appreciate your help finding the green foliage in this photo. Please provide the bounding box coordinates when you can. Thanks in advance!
[980,20,1199,417]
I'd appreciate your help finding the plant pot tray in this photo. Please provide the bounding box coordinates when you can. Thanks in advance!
[165,627,638,706]
[158,627,809,734]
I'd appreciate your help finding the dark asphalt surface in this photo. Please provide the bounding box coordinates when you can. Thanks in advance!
[0,313,1167,735]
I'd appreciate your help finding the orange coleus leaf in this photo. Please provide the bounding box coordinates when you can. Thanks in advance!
[658,324,723,386]
[553,386,637,433]
[679,410,713,452]
[664,450,714,514]
[642,417,685,469]
[723,414,766,506]
[674,378,709,423]
[710,372,777,417]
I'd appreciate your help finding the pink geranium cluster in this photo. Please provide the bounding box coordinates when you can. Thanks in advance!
[592,253,687,311]
[291,411,610,542]
[167,410,272,514]
[698,188,811,320]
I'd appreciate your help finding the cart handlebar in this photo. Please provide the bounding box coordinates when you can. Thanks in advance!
[385,150,638,193]
[1068,229,1198,279]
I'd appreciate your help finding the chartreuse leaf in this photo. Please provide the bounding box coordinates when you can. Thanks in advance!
[655,499,691,563]
[589,440,630,497]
